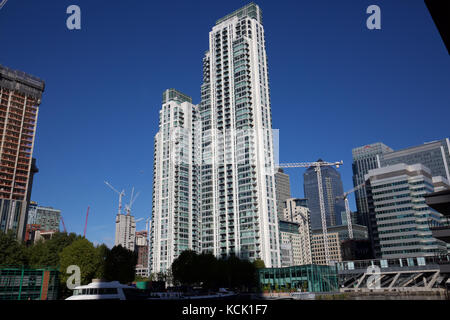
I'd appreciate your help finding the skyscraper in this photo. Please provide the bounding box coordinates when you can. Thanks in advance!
[351,142,394,227]
[303,160,345,229]
[365,163,449,258]
[199,3,280,266]
[275,168,291,220]
[150,89,200,273]
[0,65,45,240]
[381,138,450,181]
[150,4,281,272]
[115,213,136,251]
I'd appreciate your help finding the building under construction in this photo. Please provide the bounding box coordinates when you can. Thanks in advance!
[0,65,45,240]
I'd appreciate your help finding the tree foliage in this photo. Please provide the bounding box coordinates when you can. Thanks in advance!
[27,232,81,267]
[171,250,258,291]
[103,245,137,284]
[58,238,103,286]
[0,230,28,265]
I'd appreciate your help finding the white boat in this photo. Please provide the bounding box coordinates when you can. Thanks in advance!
[147,288,236,300]
[66,280,237,300]
[66,279,146,300]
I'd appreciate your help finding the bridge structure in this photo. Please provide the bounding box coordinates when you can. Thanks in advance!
[337,255,450,293]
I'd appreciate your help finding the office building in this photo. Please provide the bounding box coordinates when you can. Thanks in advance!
[279,219,312,266]
[282,198,312,265]
[275,168,291,219]
[304,160,345,229]
[365,163,449,259]
[381,138,450,181]
[0,65,45,240]
[311,224,369,263]
[26,202,61,232]
[351,142,394,227]
[310,231,342,265]
[425,188,450,274]
[115,213,136,251]
[149,89,200,273]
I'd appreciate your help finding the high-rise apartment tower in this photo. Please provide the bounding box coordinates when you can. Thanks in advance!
[0,65,44,240]
[199,3,280,266]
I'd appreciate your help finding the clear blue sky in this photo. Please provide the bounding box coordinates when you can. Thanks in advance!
[1,1,449,247]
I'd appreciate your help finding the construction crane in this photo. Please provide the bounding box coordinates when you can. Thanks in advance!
[337,182,365,240]
[124,187,140,216]
[83,206,90,238]
[135,217,144,223]
[61,216,67,233]
[105,181,125,215]
[0,0,8,10]
[278,160,343,266]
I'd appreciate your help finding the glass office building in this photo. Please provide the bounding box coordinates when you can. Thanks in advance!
[352,142,394,226]
[304,161,345,229]
[257,264,339,292]
[381,138,450,182]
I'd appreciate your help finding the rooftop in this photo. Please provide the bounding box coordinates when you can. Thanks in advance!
[215,2,262,25]
[162,88,192,104]
[0,64,45,101]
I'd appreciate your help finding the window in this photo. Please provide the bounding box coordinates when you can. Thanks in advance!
[417,257,426,266]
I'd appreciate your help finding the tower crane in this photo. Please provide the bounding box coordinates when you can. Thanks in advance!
[124,187,140,216]
[278,160,343,266]
[336,182,365,240]
[105,181,125,215]
[0,1,8,10]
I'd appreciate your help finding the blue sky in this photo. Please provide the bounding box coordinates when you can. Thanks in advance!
[1,1,449,247]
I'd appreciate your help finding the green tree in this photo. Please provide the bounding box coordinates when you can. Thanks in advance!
[95,243,110,279]
[103,245,137,284]
[171,250,199,286]
[0,230,28,265]
[195,253,218,288]
[58,238,103,286]
[27,232,81,267]
[253,259,265,269]
[171,250,258,292]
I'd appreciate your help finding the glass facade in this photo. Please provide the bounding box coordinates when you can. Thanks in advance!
[257,264,339,292]
[0,265,59,300]
[351,142,393,227]
[303,163,345,229]
[381,138,450,182]
[366,164,449,259]
[27,203,61,232]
